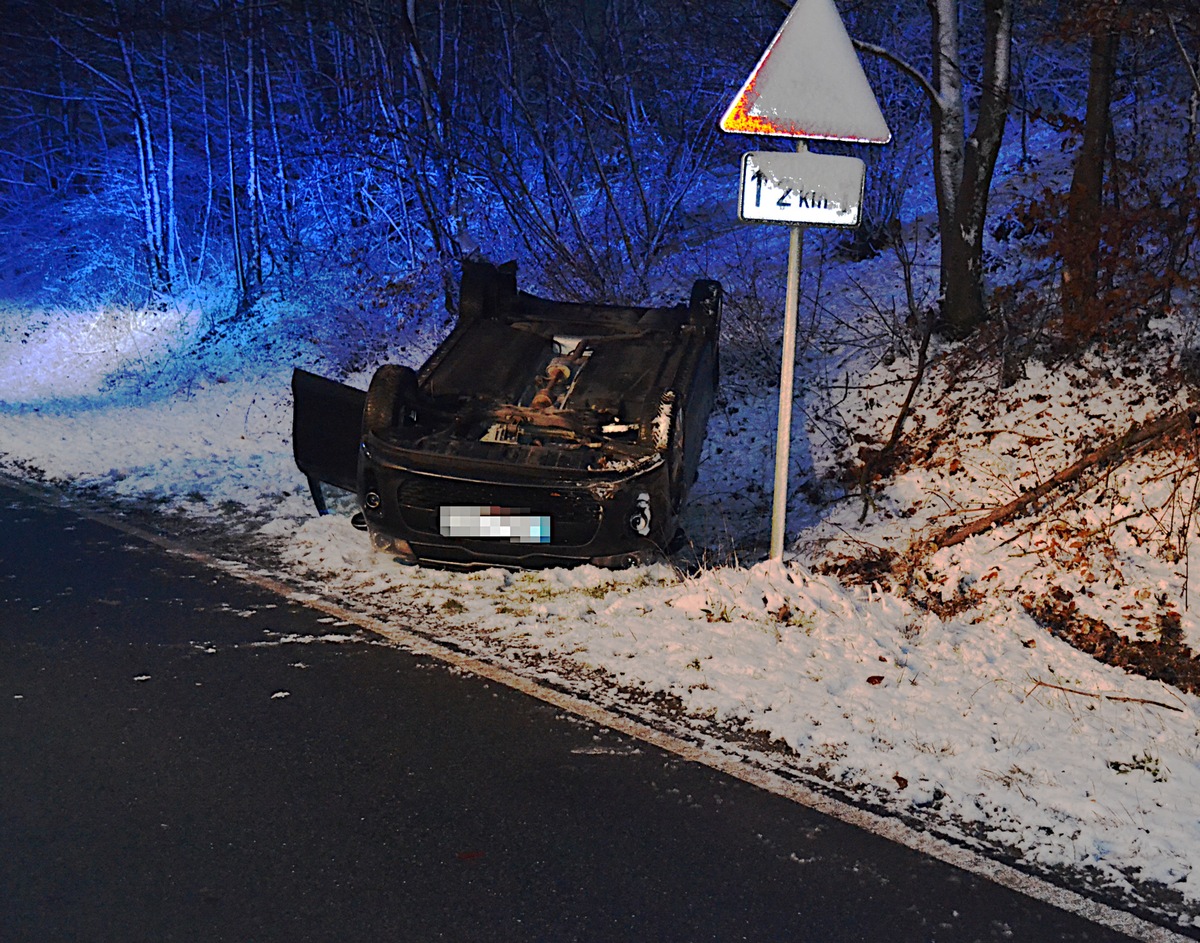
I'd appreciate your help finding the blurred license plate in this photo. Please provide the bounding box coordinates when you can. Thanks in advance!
[439,506,551,544]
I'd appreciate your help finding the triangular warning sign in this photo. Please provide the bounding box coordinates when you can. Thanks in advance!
[720,0,891,144]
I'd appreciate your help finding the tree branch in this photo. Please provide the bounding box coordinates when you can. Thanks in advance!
[931,409,1196,550]
[1026,679,1183,713]
[852,39,941,112]
[1167,15,1200,99]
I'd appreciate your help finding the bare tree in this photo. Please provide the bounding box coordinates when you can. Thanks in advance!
[857,0,1014,338]
[467,0,722,301]
[1059,6,1120,341]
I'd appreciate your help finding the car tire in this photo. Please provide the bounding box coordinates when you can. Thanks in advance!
[458,259,518,325]
[363,364,419,435]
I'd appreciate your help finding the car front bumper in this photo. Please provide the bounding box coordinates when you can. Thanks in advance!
[359,445,674,570]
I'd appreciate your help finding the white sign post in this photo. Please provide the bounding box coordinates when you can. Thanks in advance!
[719,0,891,562]
[773,188,805,563]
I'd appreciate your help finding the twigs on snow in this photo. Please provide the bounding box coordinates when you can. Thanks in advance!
[1025,678,1184,713]
[854,224,936,522]
[930,408,1197,551]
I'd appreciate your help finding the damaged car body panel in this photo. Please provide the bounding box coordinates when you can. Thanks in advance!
[292,260,722,569]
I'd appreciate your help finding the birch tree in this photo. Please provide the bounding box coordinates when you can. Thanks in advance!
[353,0,463,306]
[858,0,1014,338]
[114,8,171,295]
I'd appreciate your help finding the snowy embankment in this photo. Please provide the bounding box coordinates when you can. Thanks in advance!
[2,273,1200,933]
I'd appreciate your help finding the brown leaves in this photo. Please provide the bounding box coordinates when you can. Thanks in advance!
[1024,596,1200,697]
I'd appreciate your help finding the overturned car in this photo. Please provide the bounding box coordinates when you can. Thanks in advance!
[292,260,721,569]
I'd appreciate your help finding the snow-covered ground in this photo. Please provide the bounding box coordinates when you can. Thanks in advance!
[3,211,1200,934]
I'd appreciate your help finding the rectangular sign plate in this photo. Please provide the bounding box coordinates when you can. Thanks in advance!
[738,150,865,228]
[440,505,551,544]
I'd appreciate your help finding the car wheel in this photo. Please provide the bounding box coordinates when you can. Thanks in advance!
[458,259,518,325]
[363,364,418,435]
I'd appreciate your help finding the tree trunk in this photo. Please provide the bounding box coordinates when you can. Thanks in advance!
[196,39,215,284]
[221,26,246,300]
[261,43,295,275]
[115,16,170,296]
[1060,23,1119,342]
[245,26,264,290]
[926,0,1013,339]
[161,26,180,288]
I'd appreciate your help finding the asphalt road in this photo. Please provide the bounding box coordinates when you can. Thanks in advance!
[0,483,1142,942]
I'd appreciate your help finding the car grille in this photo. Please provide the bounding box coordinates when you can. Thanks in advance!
[396,476,603,547]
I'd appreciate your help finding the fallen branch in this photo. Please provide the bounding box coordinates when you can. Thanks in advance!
[931,408,1195,550]
[1025,679,1183,713]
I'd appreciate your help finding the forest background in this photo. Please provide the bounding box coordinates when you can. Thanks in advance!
[4,0,1200,362]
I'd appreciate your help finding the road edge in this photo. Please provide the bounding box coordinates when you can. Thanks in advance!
[6,475,1191,943]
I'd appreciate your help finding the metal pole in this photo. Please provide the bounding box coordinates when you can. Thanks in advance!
[769,213,804,562]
